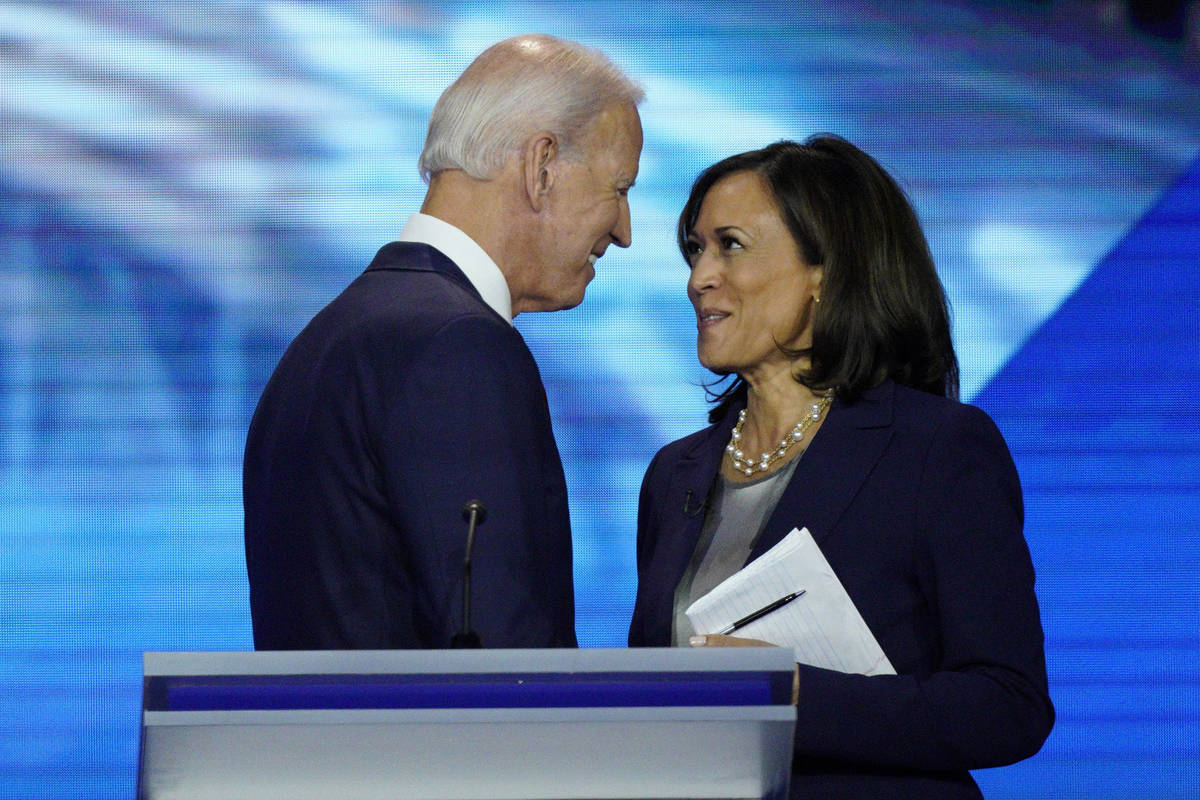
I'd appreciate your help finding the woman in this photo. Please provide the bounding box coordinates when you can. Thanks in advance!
[628,136,1053,798]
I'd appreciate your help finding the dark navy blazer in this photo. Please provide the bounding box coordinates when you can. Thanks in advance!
[244,242,576,650]
[629,380,1053,798]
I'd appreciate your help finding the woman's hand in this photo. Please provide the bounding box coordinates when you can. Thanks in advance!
[689,634,775,647]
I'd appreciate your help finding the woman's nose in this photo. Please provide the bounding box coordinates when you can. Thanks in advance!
[688,251,720,294]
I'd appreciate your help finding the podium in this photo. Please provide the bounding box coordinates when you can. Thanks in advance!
[137,647,797,800]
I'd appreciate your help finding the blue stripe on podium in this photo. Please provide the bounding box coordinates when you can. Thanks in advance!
[148,671,791,711]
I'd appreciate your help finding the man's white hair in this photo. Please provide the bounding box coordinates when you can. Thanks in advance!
[418,34,644,182]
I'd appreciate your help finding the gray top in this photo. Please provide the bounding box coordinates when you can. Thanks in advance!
[671,457,800,645]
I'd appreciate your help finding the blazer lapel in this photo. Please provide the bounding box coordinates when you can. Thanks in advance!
[654,406,741,604]
[747,381,897,562]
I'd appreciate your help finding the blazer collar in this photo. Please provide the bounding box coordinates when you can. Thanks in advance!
[365,240,481,298]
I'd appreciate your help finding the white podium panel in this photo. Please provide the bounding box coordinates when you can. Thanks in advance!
[138,648,797,800]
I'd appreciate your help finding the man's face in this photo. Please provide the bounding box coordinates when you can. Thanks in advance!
[520,102,643,313]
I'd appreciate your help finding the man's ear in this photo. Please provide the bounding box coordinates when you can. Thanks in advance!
[523,132,558,212]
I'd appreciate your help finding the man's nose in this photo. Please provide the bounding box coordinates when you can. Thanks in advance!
[612,199,632,248]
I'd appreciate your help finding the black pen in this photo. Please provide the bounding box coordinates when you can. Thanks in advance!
[718,590,806,635]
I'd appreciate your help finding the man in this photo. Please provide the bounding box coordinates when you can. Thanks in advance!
[243,34,644,649]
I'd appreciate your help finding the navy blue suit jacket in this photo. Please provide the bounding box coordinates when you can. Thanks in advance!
[629,381,1052,798]
[244,242,576,649]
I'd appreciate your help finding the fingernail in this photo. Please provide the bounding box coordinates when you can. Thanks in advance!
[689,635,707,647]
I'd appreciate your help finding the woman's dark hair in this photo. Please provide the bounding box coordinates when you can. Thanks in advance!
[677,135,959,421]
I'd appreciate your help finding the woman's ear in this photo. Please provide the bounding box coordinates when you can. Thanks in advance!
[523,131,558,212]
[811,264,824,304]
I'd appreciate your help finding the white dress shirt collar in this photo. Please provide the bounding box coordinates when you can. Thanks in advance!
[395,213,513,324]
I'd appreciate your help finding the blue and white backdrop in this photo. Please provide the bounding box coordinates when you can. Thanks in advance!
[2,1,1198,797]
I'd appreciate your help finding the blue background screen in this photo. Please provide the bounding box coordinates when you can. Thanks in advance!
[2,2,1198,797]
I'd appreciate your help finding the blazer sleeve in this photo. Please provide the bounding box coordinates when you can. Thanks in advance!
[376,313,576,648]
[791,404,1054,771]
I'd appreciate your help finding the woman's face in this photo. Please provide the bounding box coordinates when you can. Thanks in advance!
[685,170,822,384]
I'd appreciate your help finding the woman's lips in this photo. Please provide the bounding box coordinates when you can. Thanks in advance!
[697,309,729,329]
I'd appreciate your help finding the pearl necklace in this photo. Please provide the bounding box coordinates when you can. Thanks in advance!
[726,394,833,477]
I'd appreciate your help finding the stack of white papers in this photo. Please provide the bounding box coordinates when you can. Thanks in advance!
[685,527,895,676]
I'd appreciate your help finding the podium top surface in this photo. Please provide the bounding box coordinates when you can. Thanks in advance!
[143,646,798,677]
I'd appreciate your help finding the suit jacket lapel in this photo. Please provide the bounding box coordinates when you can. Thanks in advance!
[654,406,741,601]
[747,380,897,562]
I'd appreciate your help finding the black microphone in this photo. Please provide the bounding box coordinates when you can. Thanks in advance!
[450,500,487,648]
[682,483,713,518]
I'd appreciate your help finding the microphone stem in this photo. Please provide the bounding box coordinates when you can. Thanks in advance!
[453,501,485,648]
[462,524,474,635]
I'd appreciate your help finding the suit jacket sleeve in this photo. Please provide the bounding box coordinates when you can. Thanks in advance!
[376,312,576,648]
[790,404,1053,771]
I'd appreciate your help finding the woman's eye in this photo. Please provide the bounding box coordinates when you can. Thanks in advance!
[684,240,703,256]
[720,236,743,250]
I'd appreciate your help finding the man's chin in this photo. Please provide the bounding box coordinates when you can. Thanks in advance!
[555,292,586,312]
[521,289,587,314]
[519,272,593,314]
[554,277,592,311]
